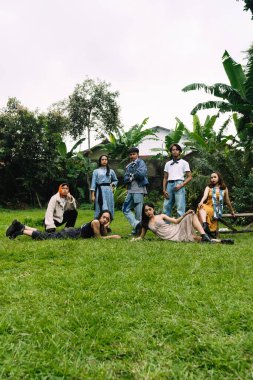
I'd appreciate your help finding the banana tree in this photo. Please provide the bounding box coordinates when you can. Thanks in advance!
[182,45,253,151]
[182,114,234,153]
[164,117,185,152]
[102,117,158,162]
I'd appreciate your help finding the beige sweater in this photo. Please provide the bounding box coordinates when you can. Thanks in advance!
[44,192,77,230]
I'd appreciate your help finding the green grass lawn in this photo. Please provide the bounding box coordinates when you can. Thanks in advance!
[1,209,253,379]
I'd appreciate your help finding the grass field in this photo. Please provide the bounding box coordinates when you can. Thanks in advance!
[1,209,253,379]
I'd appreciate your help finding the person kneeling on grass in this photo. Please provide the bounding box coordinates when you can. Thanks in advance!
[44,183,78,233]
[6,210,121,240]
[132,203,234,244]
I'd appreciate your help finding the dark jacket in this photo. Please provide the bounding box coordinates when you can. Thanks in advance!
[123,158,149,188]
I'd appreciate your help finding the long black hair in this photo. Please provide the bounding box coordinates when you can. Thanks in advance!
[98,155,110,177]
[141,203,155,230]
[97,209,113,222]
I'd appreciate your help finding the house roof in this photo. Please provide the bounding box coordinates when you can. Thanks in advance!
[151,125,170,132]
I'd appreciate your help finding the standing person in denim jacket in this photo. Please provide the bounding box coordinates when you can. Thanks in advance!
[163,143,192,217]
[122,147,149,235]
[90,155,118,219]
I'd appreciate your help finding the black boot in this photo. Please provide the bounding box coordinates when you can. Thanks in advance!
[10,229,24,240]
[201,233,212,243]
[6,220,24,238]
[203,222,211,235]
[221,239,234,245]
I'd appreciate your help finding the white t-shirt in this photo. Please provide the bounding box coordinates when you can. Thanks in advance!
[164,159,190,180]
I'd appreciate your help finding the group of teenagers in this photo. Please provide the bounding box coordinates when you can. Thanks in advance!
[6,144,235,244]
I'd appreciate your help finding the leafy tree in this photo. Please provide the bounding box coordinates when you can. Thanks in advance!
[67,78,122,149]
[0,98,44,204]
[232,172,253,213]
[182,114,234,153]
[182,46,253,153]
[102,118,157,162]
[185,148,250,210]
[236,0,253,18]
[0,98,69,206]
[57,139,96,201]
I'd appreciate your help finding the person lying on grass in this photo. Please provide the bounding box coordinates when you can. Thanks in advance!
[132,203,234,244]
[6,210,121,240]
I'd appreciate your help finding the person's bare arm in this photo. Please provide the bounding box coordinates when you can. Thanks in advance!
[163,171,169,199]
[131,226,147,240]
[162,209,194,224]
[198,186,210,208]
[90,191,95,203]
[91,220,121,239]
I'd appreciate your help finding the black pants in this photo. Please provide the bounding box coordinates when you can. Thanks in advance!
[56,209,78,228]
[45,209,78,231]
[32,227,81,240]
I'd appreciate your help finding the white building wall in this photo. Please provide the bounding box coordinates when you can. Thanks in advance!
[138,128,170,156]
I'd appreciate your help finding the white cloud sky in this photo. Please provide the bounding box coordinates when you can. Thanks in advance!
[0,0,252,143]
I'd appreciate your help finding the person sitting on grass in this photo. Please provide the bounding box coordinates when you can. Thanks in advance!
[44,183,78,233]
[197,171,235,238]
[132,203,234,244]
[6,210,121,240]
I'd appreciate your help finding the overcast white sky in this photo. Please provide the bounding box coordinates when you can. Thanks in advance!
[0,0,252,142]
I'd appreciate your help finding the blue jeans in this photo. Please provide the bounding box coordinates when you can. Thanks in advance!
[122,192,144,229]
[163,180,186,217]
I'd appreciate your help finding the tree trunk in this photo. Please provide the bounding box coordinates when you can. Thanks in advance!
[35,192,42,209]
[87,126,91,151]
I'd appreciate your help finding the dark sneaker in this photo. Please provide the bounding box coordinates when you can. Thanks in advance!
[6,220,23,237]
[221,239,234,245]
[10,230,24,240]
[201,233,212,243]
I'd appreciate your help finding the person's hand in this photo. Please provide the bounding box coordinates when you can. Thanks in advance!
[67,192,72,201]
[129,173,134,182]
[112,235,121,239]
[131,236,143,241]
[163,190,169,199]
[46,228,56,233]
[198,201,203,208]
[231,211,236,218]
[110,184,115,192]
[104,221,110,229]
[174,184,183,192]
[186,209,194,215]
[91,194,95,203]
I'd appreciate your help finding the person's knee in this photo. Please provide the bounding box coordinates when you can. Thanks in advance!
[122,201,131,214]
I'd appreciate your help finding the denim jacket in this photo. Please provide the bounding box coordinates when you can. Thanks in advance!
[123,158,149,188]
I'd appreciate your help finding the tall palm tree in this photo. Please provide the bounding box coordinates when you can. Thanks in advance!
[182,45,253,150]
